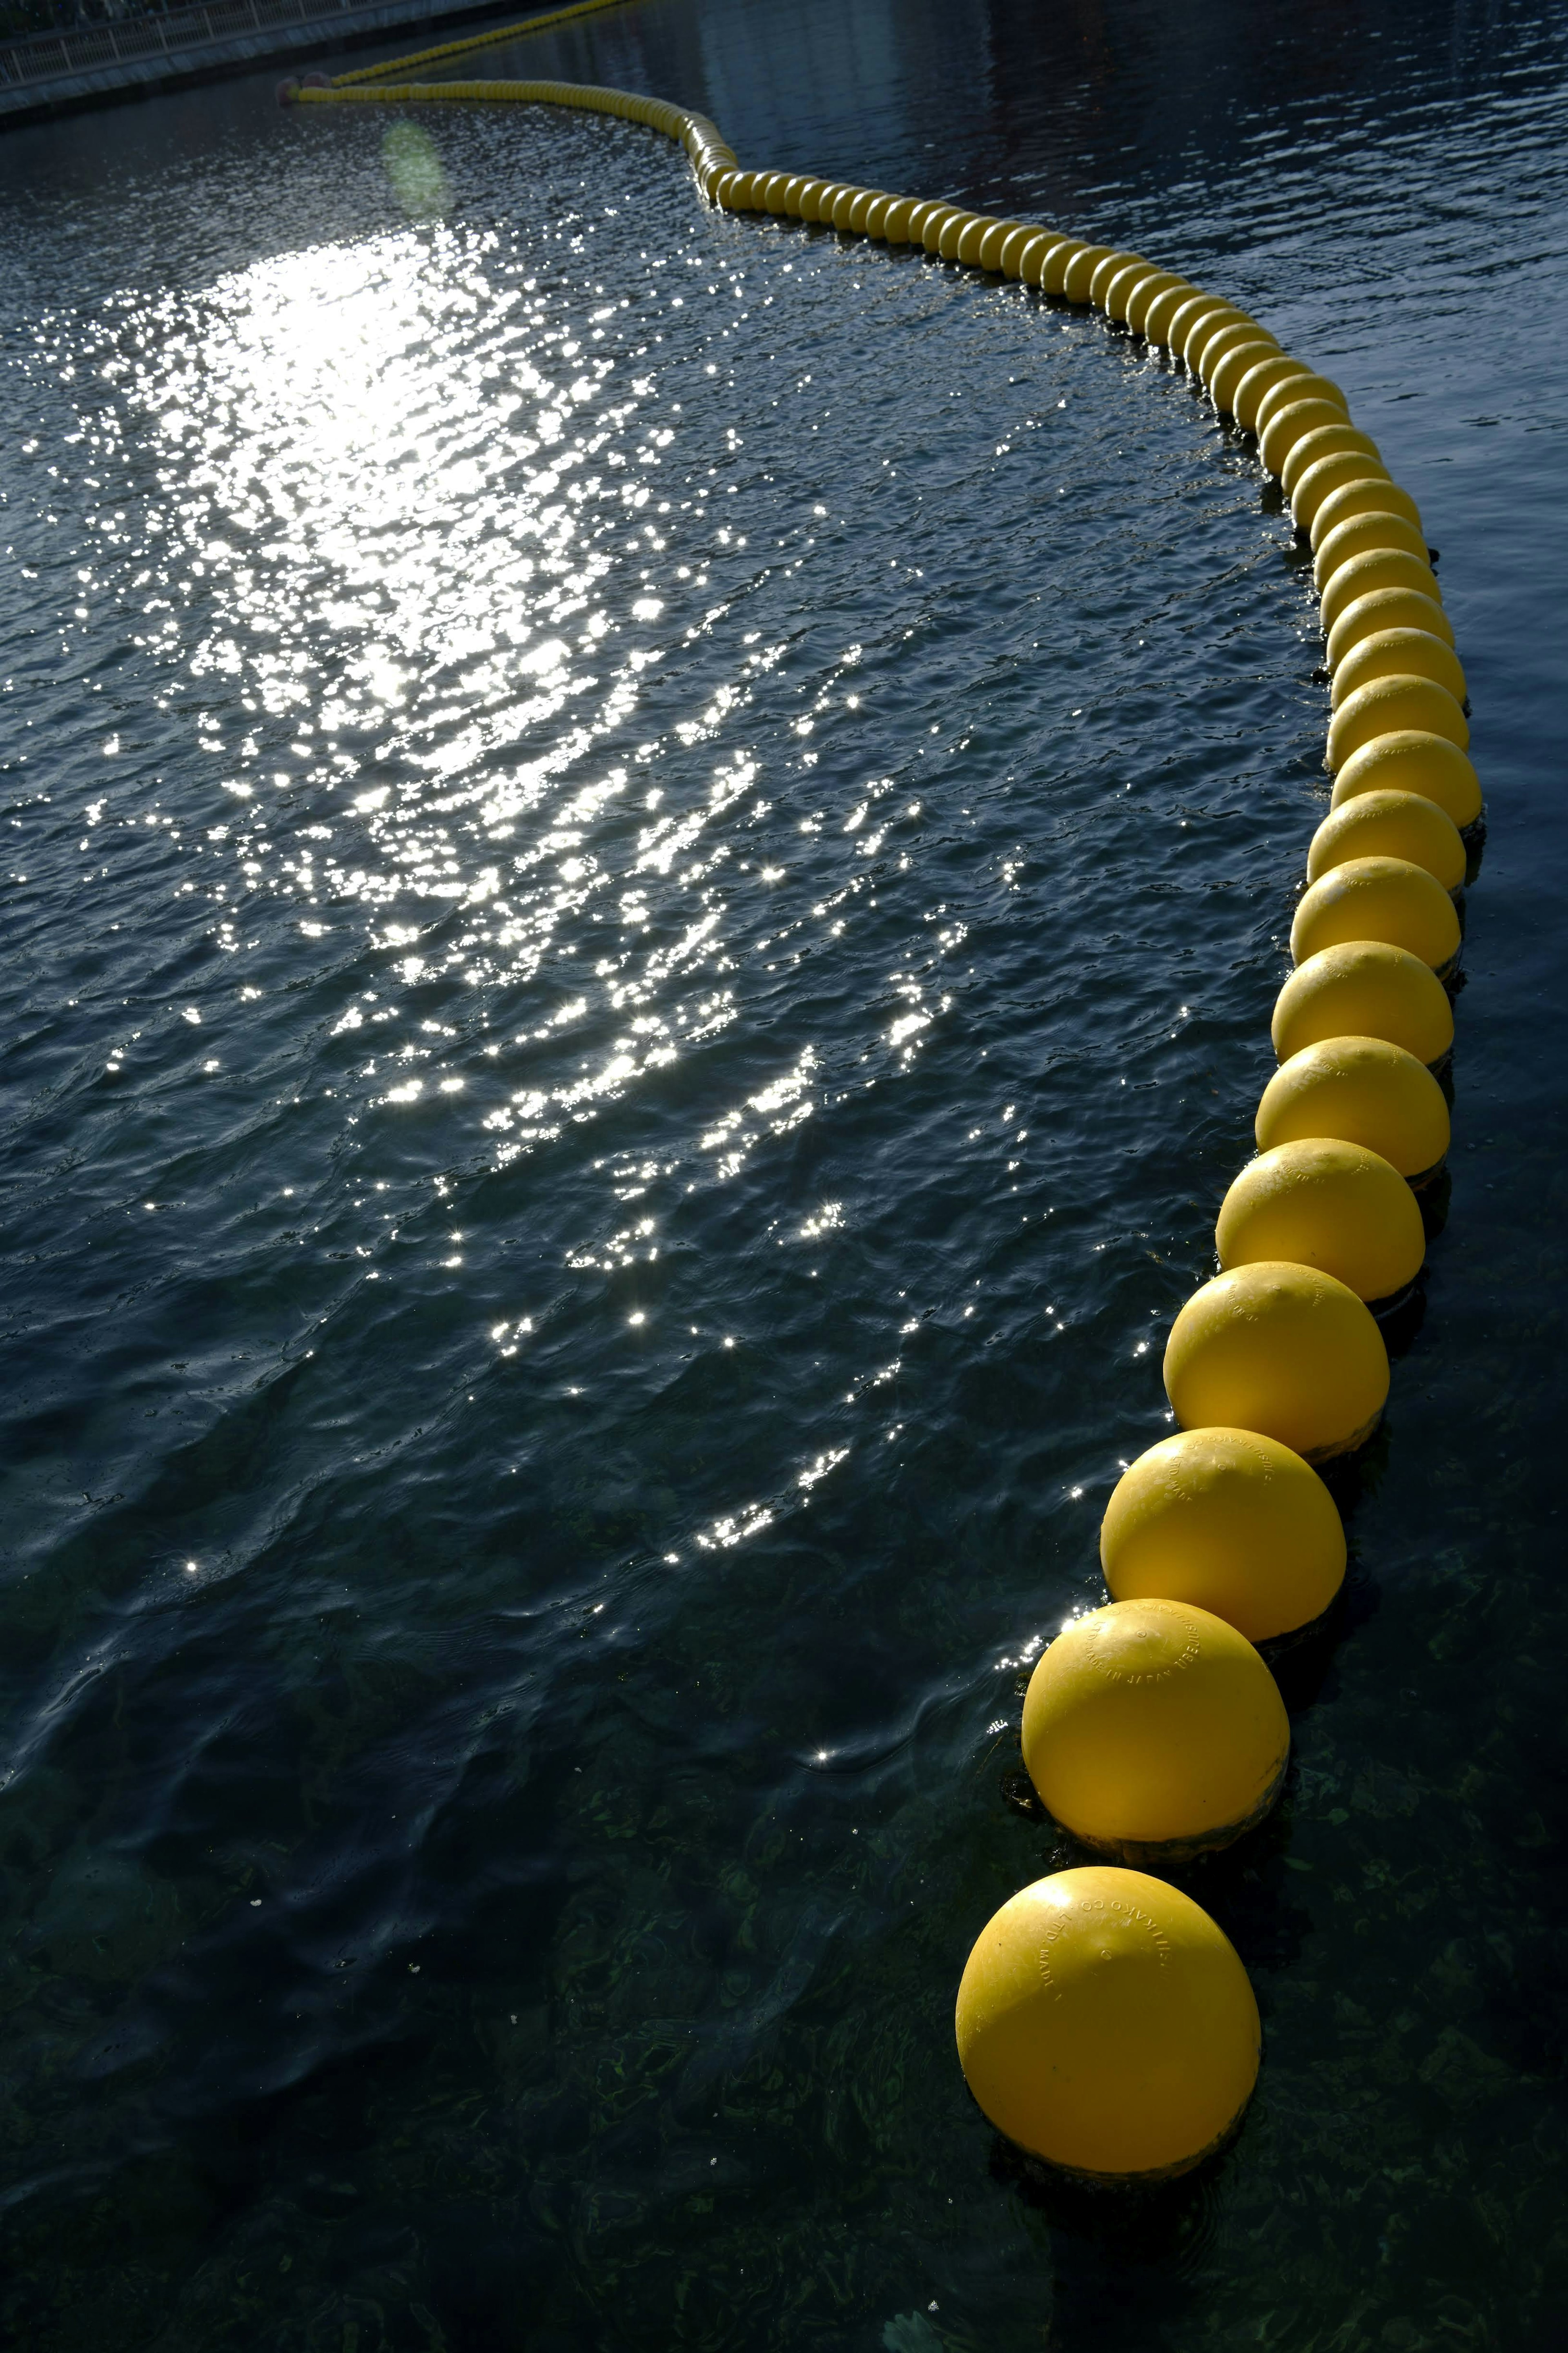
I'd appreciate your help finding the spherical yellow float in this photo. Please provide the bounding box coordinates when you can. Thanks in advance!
[1256,1035,1451,1182]
[1325,585,1453,673]
[1022,1599,1289,1862]
[1254,369,1347,435]
[1106,261,1166,321]
[954,1867,1261,2181]
[1198,322,1279,386]
[1281,422,1382,500]
[938,210,975,260]
[1123,270,1185,330]
[1307,789,1466,893]
[1101,1426,1345,1643]
[1089,250,1145,306]
[1310,477,1423,551]
[1331,627,1466,712]
[1062,243,1116,301]
[1209,338,1284,415]
[1141,281,1199,343]
[1127,272,1190,333]
[976,219,1017,269]
[1259,397,1354,481]
[1217,1137,1426,1304]
[1164,1260,1389,1460]
[1330,731,1481,832]
[1319,546,1442,633]
[1327,676,1468,769]
[1291,853,1462,972]
[920,203,960,250]
[1292,451,1392,535]
[1272,939,1454,1067]
[1191,314,1270,378]
[1314,510,1433,594]
[1233,354,1314,432]
[1168,296,1233,359]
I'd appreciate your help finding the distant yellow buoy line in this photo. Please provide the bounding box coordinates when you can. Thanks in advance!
[287,61,1482,2190]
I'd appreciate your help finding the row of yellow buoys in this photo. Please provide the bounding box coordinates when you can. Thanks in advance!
[290,74,1477,2190]
[703,165,1477,2182]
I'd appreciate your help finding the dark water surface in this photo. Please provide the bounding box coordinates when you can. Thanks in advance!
[2,1,1567,2346]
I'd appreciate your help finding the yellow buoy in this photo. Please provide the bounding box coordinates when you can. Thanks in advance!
[1164,1260,1389,1461]
[1105,261,1166,321]
[1101,1427,1346,1643]
[1217,1137,1426,1303]
[1166,294,1231,356]
[1233,354,1314,432]
[1292,451,1392,535]
[1326,586,1453,673]
[1197,321,1278,385]
[1259,397,1352,480]
[1307,789,1466,893]
[1191,315,1269,378]
[1185,310,1260,373]
[1330,730,1481,833]
[1035,237,1083,292]
[1327,675,1468,768]
[1062,243,1116,301]
[921,203,961,250]
[1089,250,1145,306]
[1125,271,1188,332]
[997,224,1040,277]
[1209,338,1285,415]
[1022,1599,1289,1862]
[938,210,975,260]
[1124,270,1187,330]
[954,1867,1261,2180]
[1310,477,1422,551]
[1291,853,1462,972]
[1319,546,1443,633]
[1280,422,1382,500]
[976,219,1018,269]
[1272,940,1454,1067]
[1331,627,1466,712]
[956,215,999,264]
[1314,510,1433,594]
[1141,281,1199,343]
[1256,1034,1451,1182]
[1254,370,1348,435]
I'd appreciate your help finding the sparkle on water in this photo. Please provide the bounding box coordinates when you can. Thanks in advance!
[2,0,1568,2346]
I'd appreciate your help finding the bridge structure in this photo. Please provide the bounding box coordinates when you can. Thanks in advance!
[0,0,501,125]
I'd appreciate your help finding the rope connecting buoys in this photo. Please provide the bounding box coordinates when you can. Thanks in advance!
[1101,1428,1345,1644]
[1021,1600,1289,1862]
[955,1869,1261,2182]
[291,59,1486,2194]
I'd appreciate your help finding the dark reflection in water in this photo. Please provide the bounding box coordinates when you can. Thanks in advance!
[1,0,1566,2346]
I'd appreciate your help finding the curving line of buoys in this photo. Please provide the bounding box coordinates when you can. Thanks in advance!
[287,66,1483,2196]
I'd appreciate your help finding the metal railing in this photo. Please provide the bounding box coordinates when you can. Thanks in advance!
[0,0,375,89]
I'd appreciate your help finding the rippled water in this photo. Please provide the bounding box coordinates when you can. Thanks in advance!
[3,1,1568,2346]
